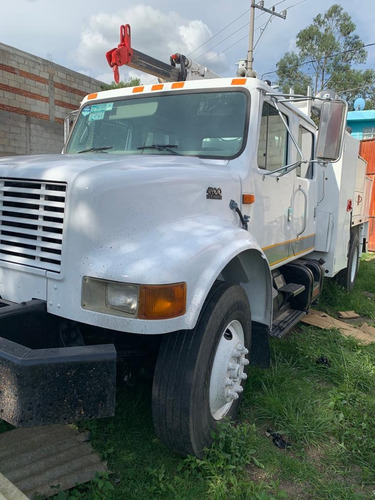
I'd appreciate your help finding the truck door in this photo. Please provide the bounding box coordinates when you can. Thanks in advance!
[290,125,316,257]
[252,100,295,267]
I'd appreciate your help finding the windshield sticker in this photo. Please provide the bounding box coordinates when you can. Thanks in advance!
[89,111,105,121]
[91,103,114,112]
[81,106,91,116]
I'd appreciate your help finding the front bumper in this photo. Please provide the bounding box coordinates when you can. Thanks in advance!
[0,299,116,427]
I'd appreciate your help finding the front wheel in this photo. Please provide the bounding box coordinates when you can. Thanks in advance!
[152,283,252,457]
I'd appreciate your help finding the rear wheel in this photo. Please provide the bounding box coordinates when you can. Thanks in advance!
[337,232,360,291]
[152,283,251,457]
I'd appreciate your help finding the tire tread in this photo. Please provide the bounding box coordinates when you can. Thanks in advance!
[152,282,251,456]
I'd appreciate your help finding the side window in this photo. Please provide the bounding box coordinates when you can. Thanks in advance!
[257,102,288,171]
[297,126,314,178]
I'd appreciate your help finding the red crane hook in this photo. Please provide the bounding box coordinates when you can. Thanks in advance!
[105,24,134,84]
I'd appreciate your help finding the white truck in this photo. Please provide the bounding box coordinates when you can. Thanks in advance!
[0,26,371,457]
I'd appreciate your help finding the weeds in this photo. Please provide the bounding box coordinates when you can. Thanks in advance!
[319,253,375,319]
[5,256,375,499]
[34,472,115,500]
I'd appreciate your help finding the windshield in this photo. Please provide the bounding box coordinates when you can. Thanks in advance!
[65,90,248,159]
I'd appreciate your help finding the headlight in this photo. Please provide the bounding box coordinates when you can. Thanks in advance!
[82,277,186,320]
[106,282,139,314]
[82,277,139,317]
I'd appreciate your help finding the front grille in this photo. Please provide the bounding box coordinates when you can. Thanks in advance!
[0,179,67,273]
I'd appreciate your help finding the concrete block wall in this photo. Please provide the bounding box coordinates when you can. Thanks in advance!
[0,43,104,156]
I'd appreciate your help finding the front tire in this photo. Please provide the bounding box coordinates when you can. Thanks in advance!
[152,283,251,457]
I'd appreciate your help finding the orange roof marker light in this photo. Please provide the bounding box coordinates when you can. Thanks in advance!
[132,86,144,93]
[87,93,98,100]
[171,82,185,89]
[231,78,247,86]
[152,84,164,91]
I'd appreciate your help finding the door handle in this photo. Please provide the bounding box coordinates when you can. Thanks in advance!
[287,206,292,222]
[297,186,308,237]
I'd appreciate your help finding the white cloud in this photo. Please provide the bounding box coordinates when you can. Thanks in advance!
[72,4,230,82]
[178,20,212,54]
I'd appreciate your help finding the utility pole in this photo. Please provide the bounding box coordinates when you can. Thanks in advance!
[247,0,287,72]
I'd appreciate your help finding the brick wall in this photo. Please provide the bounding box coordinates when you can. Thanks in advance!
[0,43,104,156]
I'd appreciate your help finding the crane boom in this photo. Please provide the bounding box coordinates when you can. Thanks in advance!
[106,24,220,83]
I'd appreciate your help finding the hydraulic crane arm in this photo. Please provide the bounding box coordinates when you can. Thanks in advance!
[106,24,220,84]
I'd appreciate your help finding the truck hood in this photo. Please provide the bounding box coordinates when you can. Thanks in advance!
[0,153,229,183]
[0,153,242,226]
[0,154,243,277]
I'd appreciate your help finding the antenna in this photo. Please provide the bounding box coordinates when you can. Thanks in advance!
[247,0,287,72]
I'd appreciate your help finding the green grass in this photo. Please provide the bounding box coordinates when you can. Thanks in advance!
[6,255,375,499]
[318,253,375,320]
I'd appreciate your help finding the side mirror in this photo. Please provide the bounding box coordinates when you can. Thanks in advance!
[64,109,79,145]
[315,99,347,162]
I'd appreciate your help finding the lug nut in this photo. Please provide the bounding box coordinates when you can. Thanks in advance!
[227,390,239,400]
[234,384,244,393]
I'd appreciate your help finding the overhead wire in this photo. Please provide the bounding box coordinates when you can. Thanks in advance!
[195,0,304,68]
[190,0,288,63]
[253,17,274,51]
[193,20,251,61]
[261,42,375,78]
[187,8,250,58]
[204,34,250,66]
[253,0,306,59]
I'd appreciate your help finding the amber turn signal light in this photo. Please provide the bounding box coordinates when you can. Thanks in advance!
[242,194,255,204]
[139,283,187,320]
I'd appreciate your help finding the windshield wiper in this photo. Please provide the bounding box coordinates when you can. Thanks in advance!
[77,146,113,154]
[137,144,180,155]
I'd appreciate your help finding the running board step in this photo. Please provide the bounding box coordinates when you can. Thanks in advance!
[271,309,306,338]
[279,283,305,298]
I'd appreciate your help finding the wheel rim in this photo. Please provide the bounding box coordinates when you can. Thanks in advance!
[209,319,249,421]
[350,245,359,285]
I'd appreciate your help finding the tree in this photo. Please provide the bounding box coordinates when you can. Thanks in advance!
[275,52,313,95]
[100,77,141,91]
[276,4,375,109]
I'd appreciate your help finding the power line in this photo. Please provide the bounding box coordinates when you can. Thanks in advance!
[187,9,250,58]
[199,0,305,68]
[339,85,374,95]
[253,17,276,52]
[204,34,250,66]
[261,42,375,78]
[282,0,306,11]
[301,43,375,68]
[253,0,306,60]
[191,0,287,63]
[194,21,249,61]
[193,10,267,63]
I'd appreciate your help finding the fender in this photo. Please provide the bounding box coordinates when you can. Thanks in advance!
[47,217,273,335]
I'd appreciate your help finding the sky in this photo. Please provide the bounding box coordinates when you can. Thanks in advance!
[2,0,375,90]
